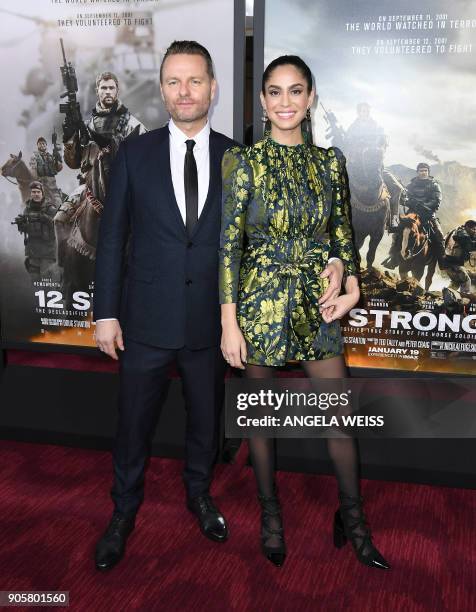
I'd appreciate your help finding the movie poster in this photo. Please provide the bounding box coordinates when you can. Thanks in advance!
[0,0,237,348]
[265,0,476,374]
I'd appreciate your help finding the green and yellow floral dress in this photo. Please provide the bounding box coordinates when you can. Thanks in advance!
[219,136,358,366]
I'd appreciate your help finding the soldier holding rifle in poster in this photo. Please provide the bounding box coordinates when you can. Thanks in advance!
[54,38,146,285]
[12,181,59,282]
[383,163,445,270]
[56,38,145,214]
[58,38,145,172]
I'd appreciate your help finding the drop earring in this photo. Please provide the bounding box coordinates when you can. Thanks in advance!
[304,107,313,144]
[261,108,268,123]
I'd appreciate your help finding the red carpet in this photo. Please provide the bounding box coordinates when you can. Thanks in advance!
[0,440,475,612]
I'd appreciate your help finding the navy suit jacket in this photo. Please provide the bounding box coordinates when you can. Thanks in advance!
[93,125,236,349]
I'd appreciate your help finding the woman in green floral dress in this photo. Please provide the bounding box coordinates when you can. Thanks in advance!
[219,56,389,570]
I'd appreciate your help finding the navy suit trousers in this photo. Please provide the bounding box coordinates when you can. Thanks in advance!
[111,339,226,516]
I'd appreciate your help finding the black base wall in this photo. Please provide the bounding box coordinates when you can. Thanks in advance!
[1,365,475,489]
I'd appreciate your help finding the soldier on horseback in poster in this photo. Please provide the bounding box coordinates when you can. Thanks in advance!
[345,102,385,153]
[56,69,146,256]
[324,102,404,269]
[54,39,146,301]
[383,162,445,271]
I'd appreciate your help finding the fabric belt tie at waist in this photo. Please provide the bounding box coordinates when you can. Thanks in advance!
[277,261,311,278]
[247,235,330,278]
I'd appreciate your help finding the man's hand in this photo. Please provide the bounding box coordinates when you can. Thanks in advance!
[221,322,247,370]
[62,117,77,143]
[95,319,124,360]
[318,259,344,306]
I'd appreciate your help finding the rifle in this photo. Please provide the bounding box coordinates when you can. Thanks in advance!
[12,209,51,238]
[320,102,346,146]
[11,213,28,237]
[52,129,62,164]
[59,38,89,144]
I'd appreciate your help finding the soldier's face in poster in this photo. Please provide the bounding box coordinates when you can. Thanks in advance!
[418,167,430,179]
[30,188,43,203]
[357,103,370,120]
[37,140,47,153]
[97,79,118,109]
[160,54,216,125]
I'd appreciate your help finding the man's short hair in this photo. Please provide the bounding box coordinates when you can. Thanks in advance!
[464,219,476,229]
[95,71,119,90]
[37,137,47,145]
[30,181,43,193]
[417,162,430,172]
[160,40,214,82]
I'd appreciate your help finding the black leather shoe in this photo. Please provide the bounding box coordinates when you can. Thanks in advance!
[187,494,228,543]
[95,512,136,571]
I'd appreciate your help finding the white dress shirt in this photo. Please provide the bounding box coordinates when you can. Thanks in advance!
[168,118,210,223]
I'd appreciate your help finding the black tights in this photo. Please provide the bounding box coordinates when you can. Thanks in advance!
[246,356,360,499]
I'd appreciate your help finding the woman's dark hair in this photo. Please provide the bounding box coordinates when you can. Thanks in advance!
[262,55,313,94]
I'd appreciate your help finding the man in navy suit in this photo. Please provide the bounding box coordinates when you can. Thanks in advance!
[93,41,236,571]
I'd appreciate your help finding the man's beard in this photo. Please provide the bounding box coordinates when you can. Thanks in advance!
[100,96,117,109]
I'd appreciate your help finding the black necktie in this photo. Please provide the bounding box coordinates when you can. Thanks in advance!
[184,139,198,235]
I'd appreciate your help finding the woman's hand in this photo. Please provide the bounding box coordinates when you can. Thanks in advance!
[320,292,359,323]
[318,258,344,305]
[221,303,247,369]
[319,275,360,323]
